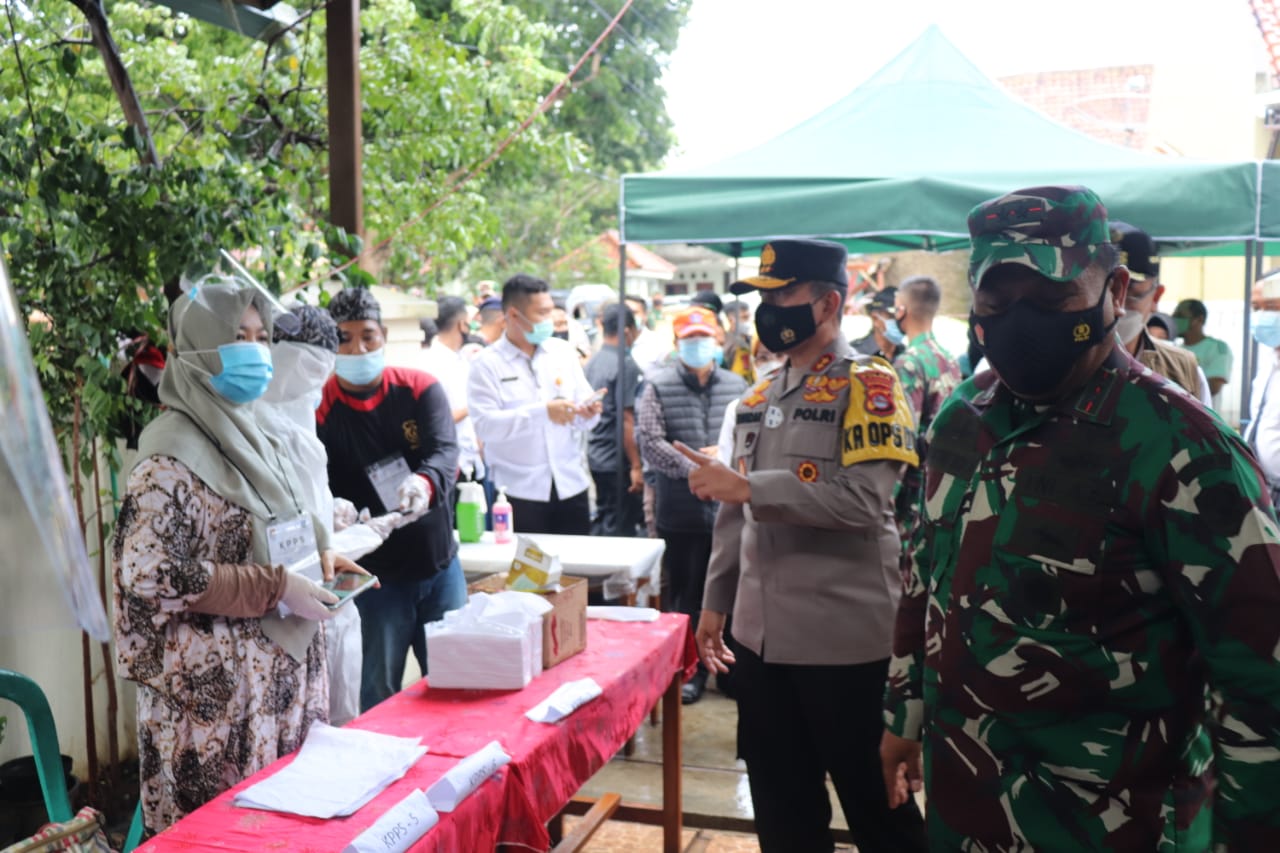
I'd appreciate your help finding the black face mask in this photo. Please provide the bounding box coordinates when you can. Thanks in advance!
[756,298,820,352]
[552,330,570,341]
[972,276,1115,399]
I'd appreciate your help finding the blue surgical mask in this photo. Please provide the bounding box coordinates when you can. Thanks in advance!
[883,317,906,346]
[1253,311,1280,348]
[335,348,385,386]
[209,342,273,404]
[712,344,725,366]
[521,312,554,346]
[679,337,718,369]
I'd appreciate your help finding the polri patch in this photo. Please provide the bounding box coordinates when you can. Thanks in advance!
[840,357,919,468]
[796,461,820,483]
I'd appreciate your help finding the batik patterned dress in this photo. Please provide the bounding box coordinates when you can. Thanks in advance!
[112,455,328,831]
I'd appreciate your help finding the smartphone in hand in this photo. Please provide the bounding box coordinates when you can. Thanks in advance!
[321,572,378,609]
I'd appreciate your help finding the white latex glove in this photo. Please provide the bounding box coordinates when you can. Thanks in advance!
[333,497,359,532]
[397,474,432,515]
[280,571,338,621]
[365,512,401,541]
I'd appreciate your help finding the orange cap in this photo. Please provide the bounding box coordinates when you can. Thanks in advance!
[673,306,719,339]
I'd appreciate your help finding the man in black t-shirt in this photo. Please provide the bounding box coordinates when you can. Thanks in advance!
[318,288,462,711]
[584,304,643,537]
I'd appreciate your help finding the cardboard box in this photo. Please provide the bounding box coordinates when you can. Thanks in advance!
[469,574,587,668]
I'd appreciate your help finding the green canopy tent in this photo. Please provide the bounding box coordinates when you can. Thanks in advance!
[617,24,1280,415]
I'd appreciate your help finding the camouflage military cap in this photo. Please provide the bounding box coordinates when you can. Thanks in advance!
[967,185,1110,287]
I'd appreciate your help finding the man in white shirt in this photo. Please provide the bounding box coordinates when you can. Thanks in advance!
[625,294,672,378]
[417,296,484,482]
[469,274,604,534]
[1248,271,1280,505]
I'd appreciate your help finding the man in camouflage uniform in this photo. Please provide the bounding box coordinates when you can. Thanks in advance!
[682,239,927,853]
[883,275,962,552]
[880,185,1280,851]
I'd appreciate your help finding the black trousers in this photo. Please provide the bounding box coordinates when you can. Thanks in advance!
[590,470,643,537]
[734,646,927,853]
[507,484,590,535]
[659,529,713,679]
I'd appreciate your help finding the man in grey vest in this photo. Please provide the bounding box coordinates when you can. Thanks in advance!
[636,305,747,704]
[679,239,927,852]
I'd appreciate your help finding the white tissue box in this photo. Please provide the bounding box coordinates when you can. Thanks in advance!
[425,592,550,690]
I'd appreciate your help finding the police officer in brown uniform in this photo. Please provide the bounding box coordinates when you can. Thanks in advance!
[677,239,927,853]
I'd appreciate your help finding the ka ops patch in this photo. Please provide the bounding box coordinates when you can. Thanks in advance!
[841,357,919,468]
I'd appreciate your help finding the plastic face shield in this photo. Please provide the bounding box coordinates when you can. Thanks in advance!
[177,250,301,338]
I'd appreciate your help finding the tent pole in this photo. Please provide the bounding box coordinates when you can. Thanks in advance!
[1243,240,1257,426]
[615,241,628,545]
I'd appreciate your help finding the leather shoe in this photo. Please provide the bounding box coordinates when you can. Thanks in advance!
[681,671,707,705]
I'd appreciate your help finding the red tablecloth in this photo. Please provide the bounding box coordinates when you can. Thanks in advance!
[140,615,696,853]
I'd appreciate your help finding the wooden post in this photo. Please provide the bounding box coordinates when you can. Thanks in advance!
[662,672,682,853]
[327,0,364,264]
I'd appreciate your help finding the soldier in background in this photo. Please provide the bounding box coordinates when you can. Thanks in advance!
[882,186,1280,850]
[690,239,927,852]
[1109,221,1211,403]
[883,275,961,557]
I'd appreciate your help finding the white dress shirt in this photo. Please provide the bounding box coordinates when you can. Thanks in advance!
[1250,347,1280,481]
[468,334,600,501]
[416,339,484,479]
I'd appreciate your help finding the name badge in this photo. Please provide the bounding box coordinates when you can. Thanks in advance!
[366,455,412,514]
[266,514,317,569]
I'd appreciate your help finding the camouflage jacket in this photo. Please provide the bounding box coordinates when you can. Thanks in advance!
[883,346,1280,851]
[892,331,962,553]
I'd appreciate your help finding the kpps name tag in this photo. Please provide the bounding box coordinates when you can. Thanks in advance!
[366,455,412,514]
[266,514,317,569]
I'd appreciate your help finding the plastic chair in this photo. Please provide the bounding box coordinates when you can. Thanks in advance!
[0,669,73,824]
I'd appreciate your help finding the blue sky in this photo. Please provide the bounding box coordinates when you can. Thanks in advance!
[661,0,1265,169]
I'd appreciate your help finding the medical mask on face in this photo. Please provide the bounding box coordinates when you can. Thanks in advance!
[755,298,821,352]
[713,344,725,366]
[882,316,906,346]
[755,358,784,378]
[520,311,554,346]
[679,337,719,368]
[1253,311,1280,348]
[1113,308,1147,345]
[208,342,273,404]
[335,348,385,386]
[972,277,1116,399]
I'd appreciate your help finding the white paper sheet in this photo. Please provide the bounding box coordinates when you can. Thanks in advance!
[525,677,603,724]
[233,723,427,818]
[341,789,438,853]
[586,606,660,622]
[424,741,511,813]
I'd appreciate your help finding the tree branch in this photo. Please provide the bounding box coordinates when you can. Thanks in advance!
[65,0,159,167]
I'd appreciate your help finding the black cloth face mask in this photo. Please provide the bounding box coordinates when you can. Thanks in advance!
[972,274,1116,399]
[755,299,819,352]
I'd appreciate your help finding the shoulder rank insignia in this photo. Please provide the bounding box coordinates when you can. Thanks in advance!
[841,357,919,468]
[802,374,850,404]
[810,353,835,373]
[742,379,771,409]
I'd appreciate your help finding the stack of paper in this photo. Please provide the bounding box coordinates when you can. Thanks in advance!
[233,723,427,818]
[426,592,551,689]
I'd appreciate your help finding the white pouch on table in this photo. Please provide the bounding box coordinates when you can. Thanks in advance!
[425,741,511,813]
[525,677,602,724]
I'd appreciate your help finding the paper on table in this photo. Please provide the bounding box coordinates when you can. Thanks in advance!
[233,723,427,818]
[341,789,438,853]
[525,677,602,724]
[424,740,510,813]
[586,606,660,622]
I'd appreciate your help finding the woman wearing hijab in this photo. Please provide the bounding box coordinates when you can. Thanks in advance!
[113,281,367,831]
